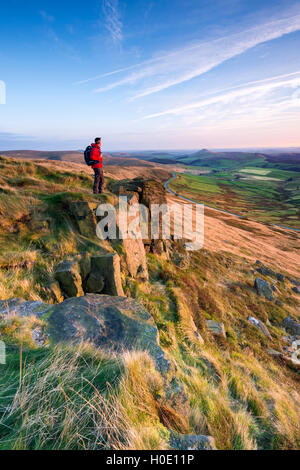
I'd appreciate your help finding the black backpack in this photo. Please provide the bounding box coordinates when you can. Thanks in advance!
[84,145,94,166]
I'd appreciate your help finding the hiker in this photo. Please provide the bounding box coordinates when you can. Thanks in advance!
[88,137,104,194]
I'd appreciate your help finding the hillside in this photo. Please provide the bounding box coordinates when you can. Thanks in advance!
[0,156,299,450]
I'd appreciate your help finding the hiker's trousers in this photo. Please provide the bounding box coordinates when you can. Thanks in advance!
[93,168,104,194]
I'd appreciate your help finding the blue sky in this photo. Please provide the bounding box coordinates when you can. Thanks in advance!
[0,0,300,150]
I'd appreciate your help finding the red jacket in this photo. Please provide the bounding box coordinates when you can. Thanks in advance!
[90,143,103,169]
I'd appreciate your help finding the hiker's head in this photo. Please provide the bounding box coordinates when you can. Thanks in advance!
[95,137,101,146]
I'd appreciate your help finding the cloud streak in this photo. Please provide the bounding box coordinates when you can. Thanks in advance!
[102,0,123,44]
[141,71,300,119]
[93,9,300,98]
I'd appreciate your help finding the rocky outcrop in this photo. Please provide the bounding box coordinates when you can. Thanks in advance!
[68,201,98,237]
[255,261,285,282]
[0,294,171,375]
[206,320,226,338]
[254,277,274,300]
[119,193,149,280]
[169,432,216,450]
[54,260,84,298]
[115,178,170,257]
[282,316,300,336]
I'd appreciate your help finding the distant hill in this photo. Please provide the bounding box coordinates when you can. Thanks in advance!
[0,149,161,168]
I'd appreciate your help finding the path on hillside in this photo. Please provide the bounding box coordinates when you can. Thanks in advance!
[164,172,300,233]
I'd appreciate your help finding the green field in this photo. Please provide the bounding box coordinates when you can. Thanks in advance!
[169,166,300,229]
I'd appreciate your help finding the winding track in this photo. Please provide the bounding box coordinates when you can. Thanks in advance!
[164,171,300,233]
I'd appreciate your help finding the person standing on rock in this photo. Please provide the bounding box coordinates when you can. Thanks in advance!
[90,137,104,194]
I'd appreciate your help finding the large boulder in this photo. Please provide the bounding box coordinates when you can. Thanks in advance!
[169,432,216,450]
[254,277,274,300]
[87,254,124,296]
[0,294,171,374]
[68,201,98,237]
[47,294,170,374]
[54,260,84,298]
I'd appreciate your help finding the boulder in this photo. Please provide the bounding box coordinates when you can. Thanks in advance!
[169,432,216,450]
[282,317,300,336]
[0,294,172,374]
[254,277,273,300]
[46,294,171,374]
[206,320,226,338]
[54,260,84,298]
[89,254,124,296]
[68,201,97,237]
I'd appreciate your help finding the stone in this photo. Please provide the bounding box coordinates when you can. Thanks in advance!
[248,316,271,337]
[169,432,216,450]
[123,236,149,279]
[152,240,164,255]
[254,277,274,300]
[46,294,171,374]
[119,198,149,279]
[268,348,284,358]
[68,201,97,237]
[292,287,300,294]
[77,252,91,283]
[206,320,226,338]
[282,317,300,336]
[47,281,64,303]
[0,298,51,318]
[0,294,172,374]
[171,251,190,269]
[255,263,285,282]
[54,260,84,298]
[89,254,124,296]
[85,271,105,293]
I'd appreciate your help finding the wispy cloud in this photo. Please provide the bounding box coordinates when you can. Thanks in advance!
[102,0,123,44]
[92,9,300,98]
[141,71,300,119]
